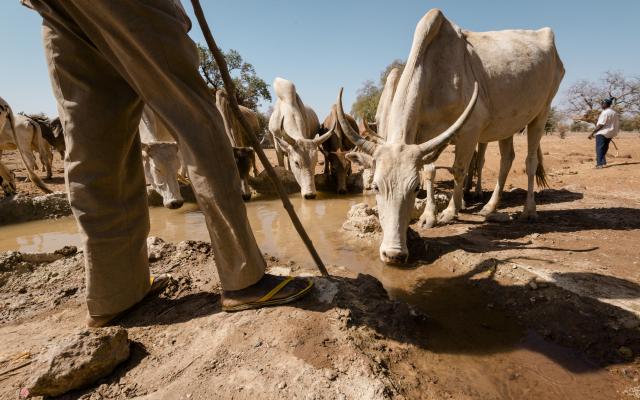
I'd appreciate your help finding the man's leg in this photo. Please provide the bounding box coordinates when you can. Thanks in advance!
[602,137,611,165]
[46,0,269,292]
[596,135,605,166]
[35,4,150,317]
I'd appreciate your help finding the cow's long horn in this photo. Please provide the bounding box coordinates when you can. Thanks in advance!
[313,119,336,145]
[358,116,386,144]
[279,116,296,146]
[418,82,479,155]
[336,88,378,155]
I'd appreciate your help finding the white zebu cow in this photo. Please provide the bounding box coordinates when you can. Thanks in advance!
[0,96,52,194]
[338,9,564,264]
[139,106,184,209]
[268,78,334,199]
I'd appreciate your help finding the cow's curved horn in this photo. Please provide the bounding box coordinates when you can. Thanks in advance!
[313,119,335,145]
[336,88,378,155]
[358,116,386,144]
[418,82,479,155]
[279,116,296,146]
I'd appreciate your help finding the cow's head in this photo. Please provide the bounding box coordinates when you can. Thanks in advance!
[326,149,351,194]
[49,118,66,158]
[338,84,478,264]
[0,163,16,196]
[142,142,184,209]
[233,146,254,201]
[273,118,335,199]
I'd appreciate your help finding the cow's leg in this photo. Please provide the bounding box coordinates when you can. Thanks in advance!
[520,108,548,221]
[479,137,514,216]
[438,140,477,224]
[474,142,488,200]
[463,149,477,196]
[37,136,54,179]
[250,149,258,177]
[418,163,437,228]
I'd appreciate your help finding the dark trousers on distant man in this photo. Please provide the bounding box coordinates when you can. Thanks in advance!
[595,135,611,167]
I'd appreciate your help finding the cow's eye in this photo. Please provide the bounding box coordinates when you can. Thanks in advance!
[294,161,301,168]
[371,183,379,192]
[414,185,421,193]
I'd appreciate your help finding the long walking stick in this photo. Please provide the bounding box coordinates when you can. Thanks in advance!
[191,0,328,277]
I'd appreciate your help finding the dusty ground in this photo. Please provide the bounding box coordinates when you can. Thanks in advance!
[1,131,640,399]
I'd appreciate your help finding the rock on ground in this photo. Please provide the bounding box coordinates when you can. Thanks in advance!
[23,327,130,398]
[342,203,381,235]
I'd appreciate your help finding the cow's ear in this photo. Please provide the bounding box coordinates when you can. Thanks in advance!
[273,135,293,153]
[346,152,373,169]
[141,142,150,155]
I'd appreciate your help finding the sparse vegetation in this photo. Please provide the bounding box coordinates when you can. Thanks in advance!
[351,59,406,122]
[197,45,271,111]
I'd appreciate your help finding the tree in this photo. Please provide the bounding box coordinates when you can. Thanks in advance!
[564,71,640,125]
[351,59,406,122]
[197,44,271,111]
[350,80,382,122]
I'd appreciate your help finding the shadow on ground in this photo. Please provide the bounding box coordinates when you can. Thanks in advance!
[52,261,640,400]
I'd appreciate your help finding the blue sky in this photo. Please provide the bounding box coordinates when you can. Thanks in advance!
[1,0,638,117]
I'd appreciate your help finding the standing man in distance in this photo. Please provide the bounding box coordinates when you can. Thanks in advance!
[588,98,619,168]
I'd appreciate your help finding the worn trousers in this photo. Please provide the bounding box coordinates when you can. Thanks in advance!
[26,0,265,316]
[595,135,611,166]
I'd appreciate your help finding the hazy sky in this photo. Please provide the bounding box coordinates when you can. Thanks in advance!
[1,0,638,117]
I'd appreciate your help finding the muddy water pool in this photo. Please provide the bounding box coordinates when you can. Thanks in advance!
[0,193,382,271]
[0,194,625,398]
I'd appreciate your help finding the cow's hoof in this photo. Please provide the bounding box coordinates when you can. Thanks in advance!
[518,212,538,222]
[419,217,436,229]
[437,209,457,225]
[478,205,496,217]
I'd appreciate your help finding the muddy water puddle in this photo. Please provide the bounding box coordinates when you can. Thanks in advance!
[0,194,625,398]
[0,193,379,268]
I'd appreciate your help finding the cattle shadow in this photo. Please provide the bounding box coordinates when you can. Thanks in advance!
[114,264,640,377]
[464,188,584,211]
[43,176,65,185]
[389,258,640,372]
[408,206,640,264]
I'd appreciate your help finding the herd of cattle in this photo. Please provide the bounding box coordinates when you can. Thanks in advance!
[0,9,565,264]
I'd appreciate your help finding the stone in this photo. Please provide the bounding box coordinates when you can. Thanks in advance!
[342,203,381,234]
[24,327,130,397]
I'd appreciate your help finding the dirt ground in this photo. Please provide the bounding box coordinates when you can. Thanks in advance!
[1,131,640,399]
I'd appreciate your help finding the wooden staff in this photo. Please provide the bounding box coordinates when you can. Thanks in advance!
[190,0,328,276]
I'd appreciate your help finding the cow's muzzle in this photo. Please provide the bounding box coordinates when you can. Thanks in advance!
[166,199,184,209]
[380,248,408,265]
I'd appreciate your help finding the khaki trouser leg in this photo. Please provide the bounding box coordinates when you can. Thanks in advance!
[32,0,265,295]
[35,6,150,316]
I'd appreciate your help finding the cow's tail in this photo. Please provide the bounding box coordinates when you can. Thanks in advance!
[535,145,549,189]
[7,112,52,194]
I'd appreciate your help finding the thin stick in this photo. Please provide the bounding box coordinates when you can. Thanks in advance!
[190,0,328,276]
